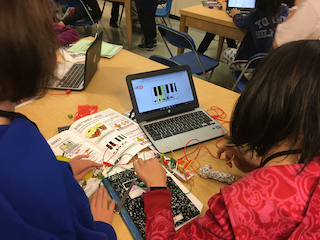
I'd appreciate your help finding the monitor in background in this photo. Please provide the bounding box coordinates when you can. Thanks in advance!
[226,0,256,16]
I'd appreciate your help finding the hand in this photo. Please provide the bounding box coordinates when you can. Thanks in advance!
[90,186,115,224]
[231,8,241,17]
[68,155,103,181]
[217,145,260,172]
[133,158,167,188]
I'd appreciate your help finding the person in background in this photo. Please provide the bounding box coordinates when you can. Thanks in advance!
[134,39,320,239]
[110,1,139,28]
[135,0,158,51]
[273,0,320,48]
[0,0,116,239]
[53,21,80,45]
[198,33,237,54]
[58,0,101,26]
[223,0,288,71]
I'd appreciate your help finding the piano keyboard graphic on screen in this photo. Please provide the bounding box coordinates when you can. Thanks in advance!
[151,83,179,104]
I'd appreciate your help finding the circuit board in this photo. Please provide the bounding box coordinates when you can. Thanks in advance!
[106,169,201,239]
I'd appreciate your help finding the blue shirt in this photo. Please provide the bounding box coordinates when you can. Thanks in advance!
[233,5,289,60]
[0,118,116,240]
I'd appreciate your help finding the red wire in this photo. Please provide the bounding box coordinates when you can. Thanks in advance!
[179,105,232,172]
[102,143,120,165]
[46,89,71,95]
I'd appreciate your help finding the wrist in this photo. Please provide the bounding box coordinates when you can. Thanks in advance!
[147,181,167,188]
[149,187,169,191]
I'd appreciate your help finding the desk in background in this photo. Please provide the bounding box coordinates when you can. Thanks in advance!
[17,48,244,239]
[179,4,246,60]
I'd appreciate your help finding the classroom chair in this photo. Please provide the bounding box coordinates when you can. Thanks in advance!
[149,55,182,67]
[57,0,105,36]
[232,53,267,92]
[155,0,173,26]
[157,23,219,81]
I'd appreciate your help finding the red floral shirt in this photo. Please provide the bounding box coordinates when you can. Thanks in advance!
[144,158,320,239]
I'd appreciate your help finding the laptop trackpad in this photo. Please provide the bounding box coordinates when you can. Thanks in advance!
[177,131,207,146]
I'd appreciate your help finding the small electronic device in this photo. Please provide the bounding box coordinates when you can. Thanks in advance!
[202,1,223,10]
[126,65,227,153]
[226,0,256,16]
[50,32,103,91]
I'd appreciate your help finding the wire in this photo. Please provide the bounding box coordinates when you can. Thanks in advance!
[46,89,71,95]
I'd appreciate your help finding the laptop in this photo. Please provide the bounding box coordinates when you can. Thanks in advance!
[226,0,255,17]
[51,31,103,91]
[126,65,227,153]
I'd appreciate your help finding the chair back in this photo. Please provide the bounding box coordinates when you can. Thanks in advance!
[149,55,182,67]
[157,23,197,54]
[156,0,173,17]
[232,53,267,91]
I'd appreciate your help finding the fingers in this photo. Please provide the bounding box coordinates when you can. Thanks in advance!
[109,199,115,211]
[72,154,89,160]
[97,185,104,208]
[217,146,227,158]
[91,186,98,207]
[102,186,109,209]
[76,167,96,180]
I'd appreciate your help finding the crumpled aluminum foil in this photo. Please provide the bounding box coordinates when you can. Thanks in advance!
[198,165,235,184]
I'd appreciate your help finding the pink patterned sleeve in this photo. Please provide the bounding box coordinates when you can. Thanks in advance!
[144,190,234,239]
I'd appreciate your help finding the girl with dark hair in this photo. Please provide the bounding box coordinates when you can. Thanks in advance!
[223,0,289,71]
[0,0,116,239]
[133,40,320,239]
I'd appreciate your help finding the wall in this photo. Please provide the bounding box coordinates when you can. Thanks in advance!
[170,0,199,17]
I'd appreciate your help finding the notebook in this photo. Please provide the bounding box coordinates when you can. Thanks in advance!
[126,65,227,153]
[103,165,203,240]
[51,31,103,91]
[226,0,255,17]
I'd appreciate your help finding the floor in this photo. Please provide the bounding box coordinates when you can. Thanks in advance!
[73,0,234,90]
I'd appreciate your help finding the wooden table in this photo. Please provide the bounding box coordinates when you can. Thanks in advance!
[106,0,132,50]
[17,48,244,239]
[179,3,246,60]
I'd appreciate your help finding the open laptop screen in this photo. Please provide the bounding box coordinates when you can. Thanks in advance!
[131,70,194,115]
[227,0,255,9]
[126,65,200,123]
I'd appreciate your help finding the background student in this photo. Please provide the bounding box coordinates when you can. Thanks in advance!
[53,21,80,45]
[135,0,158,51]
[0,0,115,239]
[58,0,102,26]
[198,34,237,54]
[134,40,320,239]
[273,0,320,48]
[223,0,288,71]
[110,1,139,28]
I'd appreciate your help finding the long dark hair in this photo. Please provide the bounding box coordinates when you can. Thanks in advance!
[0,0,58,102]
[255,0,283,29]
[230,40,320,168]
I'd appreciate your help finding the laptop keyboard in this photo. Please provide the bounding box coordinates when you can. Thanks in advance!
[58,64,85,88]
[227,10,249,17]
[144,111,216,141]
